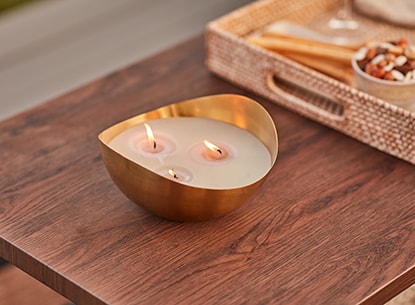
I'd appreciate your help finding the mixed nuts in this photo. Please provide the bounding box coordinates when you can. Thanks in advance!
[355,38,415,82]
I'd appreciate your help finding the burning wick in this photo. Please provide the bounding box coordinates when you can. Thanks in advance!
[203,140,227,160]
[159,167,192,183]
[144,123,156,149]
[139,123,165,154]
[168,169,179,179]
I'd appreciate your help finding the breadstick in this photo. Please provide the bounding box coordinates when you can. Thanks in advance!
[281,52,355,85]
[261,30,362,50]
[247,36,354,64]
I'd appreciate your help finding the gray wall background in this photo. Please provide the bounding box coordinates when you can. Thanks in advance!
[0,0,252,120]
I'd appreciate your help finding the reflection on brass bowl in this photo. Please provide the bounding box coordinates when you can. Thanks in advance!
[98,94,278,221]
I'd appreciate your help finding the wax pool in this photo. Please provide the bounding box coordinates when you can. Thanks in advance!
[108,117,271,189]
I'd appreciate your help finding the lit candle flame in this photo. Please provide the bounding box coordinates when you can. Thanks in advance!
[203,140,222,155]
[144,123,156,149]
[168,169,179,179]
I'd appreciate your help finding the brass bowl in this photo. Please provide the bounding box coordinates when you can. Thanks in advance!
[98,94,278,221]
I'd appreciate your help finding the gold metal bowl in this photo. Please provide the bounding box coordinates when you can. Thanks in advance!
[98,94,278,221]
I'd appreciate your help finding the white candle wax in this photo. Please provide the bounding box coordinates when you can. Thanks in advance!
[108,117,271,189]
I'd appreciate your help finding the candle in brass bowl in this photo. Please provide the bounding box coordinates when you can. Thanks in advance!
[98,94,278,221]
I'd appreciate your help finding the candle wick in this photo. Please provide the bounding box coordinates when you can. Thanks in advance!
[153,141,157,149]
[169,169,179,179]
[217,149,222,155]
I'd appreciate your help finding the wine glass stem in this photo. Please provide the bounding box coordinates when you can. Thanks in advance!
[337,0,352,20]
[329,0,358,30]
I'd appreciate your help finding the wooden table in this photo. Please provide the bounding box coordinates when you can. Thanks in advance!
[1,35,415,305]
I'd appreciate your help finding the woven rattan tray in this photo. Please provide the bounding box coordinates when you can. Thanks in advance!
[205,0,415,165]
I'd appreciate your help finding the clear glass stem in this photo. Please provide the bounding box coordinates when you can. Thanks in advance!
[329,0,358,30]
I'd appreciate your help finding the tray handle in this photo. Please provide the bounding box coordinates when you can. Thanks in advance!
[266,71,347,122]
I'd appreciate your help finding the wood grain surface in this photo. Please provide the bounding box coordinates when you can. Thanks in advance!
[0,35,415,305]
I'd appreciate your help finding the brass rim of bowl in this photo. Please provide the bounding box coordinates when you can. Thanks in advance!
[99,94,278,175]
